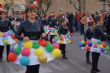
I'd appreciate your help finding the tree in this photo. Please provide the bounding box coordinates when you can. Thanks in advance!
[68,0,86,13]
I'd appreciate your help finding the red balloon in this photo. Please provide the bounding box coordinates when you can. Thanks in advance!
[8,52,17,62]
[38,39,46,47]
[36,0,41,3]
[102,44,107,48]
[11,35,17,39]
[85,46,90,51]
[21,48,30,57]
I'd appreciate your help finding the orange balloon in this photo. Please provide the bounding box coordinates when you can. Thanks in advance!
[8,52,17,62]
[38,39,46,47]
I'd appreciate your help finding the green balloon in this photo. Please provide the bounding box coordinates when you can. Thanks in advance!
[32,42,40,49]
[46,44,54,53]
[15,46,21,55]
[93,41,98,44]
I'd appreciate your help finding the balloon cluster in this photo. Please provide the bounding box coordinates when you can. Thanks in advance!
[0,30,14,37]
[53,36,73,44]
[8,39,61,66]
[79,38,110,53]
[45,27,58,35]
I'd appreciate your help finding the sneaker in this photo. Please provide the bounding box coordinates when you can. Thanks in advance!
[63,56,68,60]
[95,69,101,72]
[86,61,92,64]
[91,70,97,73]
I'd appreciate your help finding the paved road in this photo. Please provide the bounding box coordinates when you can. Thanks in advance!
[0,33,110,73]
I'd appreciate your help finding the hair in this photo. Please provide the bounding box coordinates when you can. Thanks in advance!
[88,21,94,27]
[95,16,101,23]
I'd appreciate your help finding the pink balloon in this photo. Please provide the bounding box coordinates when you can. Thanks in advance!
[21,48,30,57]
[53,43,59,48]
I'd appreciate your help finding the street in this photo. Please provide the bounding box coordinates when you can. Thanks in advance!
[0,33,110,73]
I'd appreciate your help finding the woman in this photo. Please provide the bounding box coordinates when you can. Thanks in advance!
[58,18,69,59]
[0,10,14,62]
[16,6,46,73]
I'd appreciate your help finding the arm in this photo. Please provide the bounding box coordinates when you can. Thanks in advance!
[16,23,24,40]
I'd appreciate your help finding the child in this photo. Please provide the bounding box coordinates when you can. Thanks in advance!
[58,18,69,59]
[84,21,94,64]
[91,16,109,73]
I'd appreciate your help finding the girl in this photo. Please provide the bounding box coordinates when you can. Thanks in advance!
[84,21,94,64]
[16,5,46,73]
[58,18,69,59]
[0,10,14,62]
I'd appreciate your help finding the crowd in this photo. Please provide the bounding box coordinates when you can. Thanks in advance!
[0,3,110,73]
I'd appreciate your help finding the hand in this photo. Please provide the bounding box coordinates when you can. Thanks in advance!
[41,33,46,38]
[23,36,30,41]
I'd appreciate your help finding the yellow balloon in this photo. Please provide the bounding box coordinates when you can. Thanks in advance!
[68,40,73,44]
[99,44,103,48]
[38,55,47,64]
[35,49,44,56]
[0,32,3,37]
[23,41,32,48]
[60,41,63,44]
[51,49,61,58]
[54,32,57,35]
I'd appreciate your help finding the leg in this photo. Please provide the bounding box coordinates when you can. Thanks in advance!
[0,46,4,61]
[91,52,100,72]
[86,51,91,63]
[6,45,10,61]
[26,64,40,73]
[59,44,67,59]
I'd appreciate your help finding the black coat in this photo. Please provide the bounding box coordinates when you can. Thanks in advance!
[16,20,44,40]
[0,19,14,32]
[58,25,68,35]
[84,27,93,41]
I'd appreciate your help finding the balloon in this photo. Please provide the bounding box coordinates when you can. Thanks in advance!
[32,42,40,49]
[46,41,51,45]
[3,39,9,45]
[102,43,107,48]
[81,40,85,44]
[14,46,21,55]
[88,43,92,47]
[51,49,61,58]
[79,43,83,47]
[46,44,54,53]
[21,48,30,57]
[99,44,103,48]
[59,41,64,44]
[85,45,91,51]
[20,56,30,66]
[10,48,14,52]
[23,41,32,48]
[68,40,73,44]
[82,43,86,47]
[53,43,59,48]
[38,39,46,47]
[100,48,105,53]
[38,55,47,64]
[35,49,44,56]
[93,44,98,48]
[8,52,17,62]
[93,41,98,44]
[60,37,64,41]
[0,32,3,37]
[11,35,17,39]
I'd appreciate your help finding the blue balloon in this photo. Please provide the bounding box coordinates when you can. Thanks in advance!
[100,48,105,53]
[88,43,92,47]
[79,43,83,47]
[10,48,14,52]
[20,56,30,66]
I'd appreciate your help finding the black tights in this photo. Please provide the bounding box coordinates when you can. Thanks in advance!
[0,45,10,61]
[26,64,40,73]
